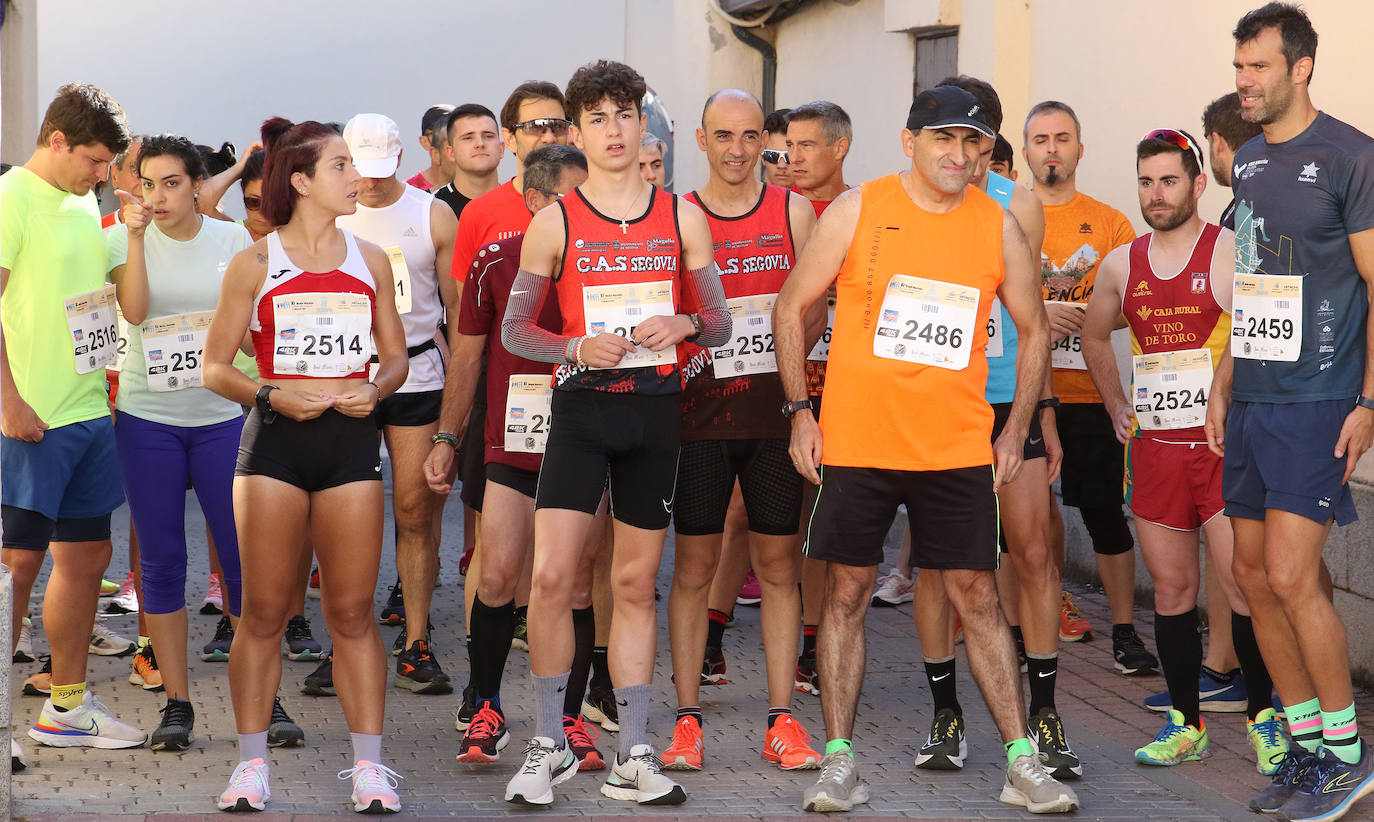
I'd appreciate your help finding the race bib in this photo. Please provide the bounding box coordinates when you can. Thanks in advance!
[504,374,553,454]
[1047,301,1086,369]
[385,246,413,315]
[1132,349,1212,430]
[271,292,372,377]
[712,293,777,378]
[114,306,131,373]
[873,275,978,371]
[807,294,836,361]
[65,285,119,374]
[986,297,1005,359]
[142,310,214,392]
[582,280,675,369]
[1232,273,1301,361]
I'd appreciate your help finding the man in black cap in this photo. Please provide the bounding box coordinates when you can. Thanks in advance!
[776,85,1077,814]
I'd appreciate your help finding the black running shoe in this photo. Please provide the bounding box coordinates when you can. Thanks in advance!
[1251,745,1319,813]
[284,615,323,661]
[268,696,304,747]
[1276,742,1374,822]
[455,683,478,731]
[301,648,335,696]
[914,708,966,770]
[582,683,620,732]
[1028,706,1082,779]
[395,639,454,695]
[202,615,234,662]
[1112,626,1159,676]
[379,579,405,625]
[152,699,195,751]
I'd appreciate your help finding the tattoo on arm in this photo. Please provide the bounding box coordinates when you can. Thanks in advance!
[256,253,267,263]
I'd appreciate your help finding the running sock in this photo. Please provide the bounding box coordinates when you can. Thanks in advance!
[350,732,382,765]
[533,671,571,745]
[802,625,818,658]
[615,683,651,759]
[1155,609,1203,728]
[707,609,729,649]
[1112,623,1136,639]
[923,656,961,716]
[1026,652,1059,716]
[767,707,791,728]
[590,646,611,690]
[1231,613,1275,721]
[565,607,595,717]
[238,731,269,763]
[677,705,702,725]
[137,635,151,650]
[1005,737,1035,767]
[1321,703,1361,764]
[470,596,516,701]
[51,682,86,711]
[1286,697,1324,753]
[825,738,853,757]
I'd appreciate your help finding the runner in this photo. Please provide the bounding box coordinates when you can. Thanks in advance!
[761,108,792,188]
[500,59,729,807]
[639,134,667,188]
[1209,5,1374,819]
[990,134,1016,180]
[433,104,503,220]
[405,104,454,192]
[777,85,1075,815]
[1202,92,1264,231]
[661,88,822,773]
[2,84,146,763]
[1024,99,1155,672]
[1081,128,1283,773]
[203,116,409,814]
[337,112,460,696]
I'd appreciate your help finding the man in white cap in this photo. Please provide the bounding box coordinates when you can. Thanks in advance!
[337,113,460,696]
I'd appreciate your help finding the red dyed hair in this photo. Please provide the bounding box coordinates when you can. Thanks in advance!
[259,116,340,227]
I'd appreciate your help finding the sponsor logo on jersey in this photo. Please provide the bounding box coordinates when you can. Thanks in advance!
[1298,162,1320,183]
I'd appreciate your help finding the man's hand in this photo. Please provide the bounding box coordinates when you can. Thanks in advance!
[269,388,335,422]
[332,383,380,418]
[1044,302,1085,341]
[632,314,694,352]
[115,190,151,238]
[1042,409,1063,484]
[423,442,460,494]
[992,428,1025,492]
[788,412,823,485]
[1336,406,1374,483]
[2,395,48,442]
[579,333,638,368]
[1107,403,1135,445]
[1205,391,1229,458]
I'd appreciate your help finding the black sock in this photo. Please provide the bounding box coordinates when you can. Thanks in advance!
[1112,623,1136,639]
[470,596,516,701]
[1155,609,1202,727]
[565,606,595,717]
[1232,613,1275,721]
[590,646,611,691]
[802,625,818,658]
[767,706,791,728]
[924,656,961,715]
[677,705,702,725]
[515,604,528,622]
[707,609,729,649]
[1026,653,1058,715]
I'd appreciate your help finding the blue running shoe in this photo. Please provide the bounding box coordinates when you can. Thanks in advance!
[1276,742,1374,822]
[1144,667,1246,713]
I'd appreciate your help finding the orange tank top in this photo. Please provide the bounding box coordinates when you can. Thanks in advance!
[821,174,1003,471]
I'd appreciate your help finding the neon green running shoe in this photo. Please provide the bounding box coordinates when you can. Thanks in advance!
[99,578,120,596]
[1135,709,1209,766]
[1247,707,1290,775]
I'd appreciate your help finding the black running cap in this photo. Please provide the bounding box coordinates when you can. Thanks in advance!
[906,87,994,138]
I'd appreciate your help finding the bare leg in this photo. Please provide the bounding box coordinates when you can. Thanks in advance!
[752,531,804,708]
[384,423,443,645]
[942,568,1027,743]
[47,540,112,687]
[817,561,877,741]
[1230,517,1315,706]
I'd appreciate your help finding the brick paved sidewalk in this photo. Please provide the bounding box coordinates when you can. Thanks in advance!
[11,487,1374,821]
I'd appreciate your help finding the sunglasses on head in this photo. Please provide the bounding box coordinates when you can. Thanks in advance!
[761,149,789,166]
[1143,128,1205,172]
[515,118,572,138]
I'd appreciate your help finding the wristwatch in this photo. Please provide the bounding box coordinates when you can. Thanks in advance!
[1037,396,1061,411]
[255,385,279,423]
[781,399,814,419]
[1357,396,1374,412]
[688,313,704,338]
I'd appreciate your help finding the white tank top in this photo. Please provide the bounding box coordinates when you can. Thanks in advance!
[337,184,444,392]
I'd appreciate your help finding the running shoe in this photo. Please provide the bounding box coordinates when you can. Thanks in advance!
[151,699,195,751]
[511,611,529,651]
[458,545,474,576]
[379,580,405,625]
[872,568,914,607]
[602,743,687,805]
[505,737,578,806]
[1276,742,1374,822]
[795,651,821,696]
[803,751,869,813]
[218,758,270,812]
[564,714,605,770]
[11,738,27,772]
[1058,590,1092,642]
[456,701,511,763]
[29,690,147,749]
[268,696,304,747]
[1028,706,1083,779]
[99,578,120,597]
[284,615,323,661]
[103,572,140,615]
[763,713,822,770]
[395,638,454,695]
[13,615,34,663]
[90,617,136,656]
[307,565,321,599]
[1000,754,1079,813]
[302,649,335,696]
[129,643,163,691]
[736,568,762,606]
[393,621,434,657]
[202,615,234,661]
[1145,666,1246,712]
[1112,625,1159,675]
[200,573,224,615]
[702,645,728,685]
[661,714,704,770]
[1134,709,1209,766]
[1250,744,1318,813]
[455,683,478,730]
[338,760,402,814]
[581,683,620,732]
[1249,707,1290,775]
[914,708,967,770]
[23,656,51,696]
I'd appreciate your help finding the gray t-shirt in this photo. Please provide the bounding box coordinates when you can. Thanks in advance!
[1232,112,1374,403]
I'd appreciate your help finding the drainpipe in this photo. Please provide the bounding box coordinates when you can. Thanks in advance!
[731,24,776,114]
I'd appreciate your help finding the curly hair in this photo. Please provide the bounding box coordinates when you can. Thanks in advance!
[564,60,646,128]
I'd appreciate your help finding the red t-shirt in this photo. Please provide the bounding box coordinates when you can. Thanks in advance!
[449,180,532,283]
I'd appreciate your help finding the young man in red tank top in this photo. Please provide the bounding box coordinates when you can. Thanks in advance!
[1081,131,1278,772]
[500,60,730,808]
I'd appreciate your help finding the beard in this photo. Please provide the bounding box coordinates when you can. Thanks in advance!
[1242,82,1293,126]
[1039,166,1064,187]
[1143,199,1196,232]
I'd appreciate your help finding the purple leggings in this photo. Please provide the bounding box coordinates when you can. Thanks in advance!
[114,411,243,616]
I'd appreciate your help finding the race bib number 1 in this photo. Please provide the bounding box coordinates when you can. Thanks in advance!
[1232,273,1301,361]
[582,280,675,369]
[385,246,413,315]
[807,294,836,361]
[873,275,978,371]
[1132,348,1213,430]
[142,310,214,392]
[272,292,372,377]
[504,374,553,454]
[65,285,119,374]
[712,293,777,378]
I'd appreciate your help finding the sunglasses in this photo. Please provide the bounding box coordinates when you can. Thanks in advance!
[514,118,572,138]
[532,188,566,199]
[243,195,262,211]
[1143,128,1205,172]
[761,149,789,166]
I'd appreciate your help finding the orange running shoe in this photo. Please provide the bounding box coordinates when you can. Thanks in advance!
[661,715,704,771]
[763,713,822,770]
[1059,591,1093,642]
[563,715,605,771]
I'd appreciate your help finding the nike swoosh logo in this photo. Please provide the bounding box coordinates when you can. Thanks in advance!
[511,290,529,296]
[1028,436,1043,446]
[1037,670,1056,678]
[556,685,566,693]
[931,673,950,682]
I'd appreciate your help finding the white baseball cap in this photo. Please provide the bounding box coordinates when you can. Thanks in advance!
[343,113,402,178]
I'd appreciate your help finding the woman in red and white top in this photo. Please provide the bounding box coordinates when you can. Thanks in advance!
[203,117,408,814]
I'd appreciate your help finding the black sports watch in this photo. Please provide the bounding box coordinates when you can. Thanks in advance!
[255,385,279,423]
[1357,396,1374,412]
[781,398,814,419]
[1037,396,1061,411]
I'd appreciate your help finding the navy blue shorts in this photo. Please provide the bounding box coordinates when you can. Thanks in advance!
[1,417,125,521]
[1222,399,1358,526]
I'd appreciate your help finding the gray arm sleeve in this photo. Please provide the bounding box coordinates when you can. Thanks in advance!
[500,269,571,364]
[685,263,731,348]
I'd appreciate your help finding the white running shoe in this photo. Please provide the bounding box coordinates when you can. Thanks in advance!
[13,616,35,663]
[602,744,687,805]
[28,691,147,749]
[505,736,579,806]
[218,758,270,811]
[338,760,403,813]
[11,738,27,772]
[200,574,224,615]
[1000,753,1080,813]
[104,573,139,615]
[871,568,915,607]
[89,618,136,656]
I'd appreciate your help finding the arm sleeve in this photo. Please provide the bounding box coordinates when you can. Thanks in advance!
[501,268,573,363]
[684,262,731,348]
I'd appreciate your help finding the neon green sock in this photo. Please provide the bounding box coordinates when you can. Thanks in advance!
[824,738,853,757]
[52,681,87,711]
[1005,736,1035,767]
[1286,697,1324,753]
[1321,703,1361,765]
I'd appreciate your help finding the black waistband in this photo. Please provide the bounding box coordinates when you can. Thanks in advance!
[371,338,438,364]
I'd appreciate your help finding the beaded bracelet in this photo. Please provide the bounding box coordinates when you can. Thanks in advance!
[431,432,460,450]
[574,335,587,367]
